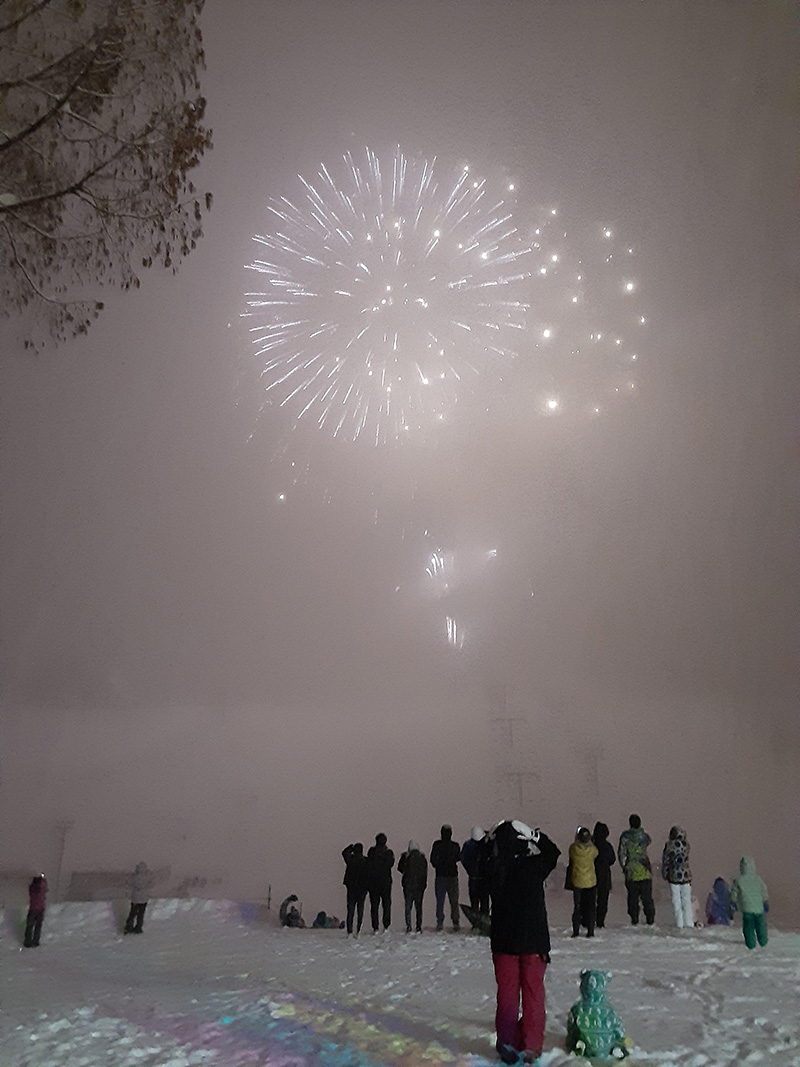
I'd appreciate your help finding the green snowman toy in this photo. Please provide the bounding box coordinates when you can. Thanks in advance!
[566,969,630,1059]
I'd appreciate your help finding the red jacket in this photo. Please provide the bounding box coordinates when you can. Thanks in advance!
[29,876,48,914]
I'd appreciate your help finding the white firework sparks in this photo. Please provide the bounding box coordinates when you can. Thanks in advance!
[519,208,646,418]
[244,147,532,445]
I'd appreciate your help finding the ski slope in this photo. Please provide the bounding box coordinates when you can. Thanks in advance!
[1,896,798,1066]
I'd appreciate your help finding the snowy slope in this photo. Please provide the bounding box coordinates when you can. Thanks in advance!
[1,897,798,1067]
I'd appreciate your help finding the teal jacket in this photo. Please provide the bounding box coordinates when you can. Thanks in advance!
[730,856,768,915]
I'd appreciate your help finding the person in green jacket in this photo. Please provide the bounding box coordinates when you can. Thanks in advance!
[730,856,769,949]
[618,814,655,925]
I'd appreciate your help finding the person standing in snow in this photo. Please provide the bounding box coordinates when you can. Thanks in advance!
[24,873,48,947]
[365,832,394,932]
[618,814,655,925]
[124,861,154,934]
[487,820,560,1065]
[661,825,693,929]
[398,840,428,933]
[730,855,769,949]
[461,826,490,915]
[431,824,461,932]
[592,822,616,929]
[342,842,368,936]
[568,827,598,938]
[705,877,735,925]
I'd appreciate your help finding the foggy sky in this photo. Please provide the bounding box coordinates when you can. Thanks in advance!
[1,2,798,919]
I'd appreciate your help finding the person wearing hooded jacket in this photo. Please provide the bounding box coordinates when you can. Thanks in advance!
[488,820,560,1065]
[661,825,693,929]
[431,824,461,931]
[342,842,368,935]
[618,814,655,925]
[730,856,769,949]
[398,840,428,932]
[592,822,616,929]
[125,862,154,934]
[568,827,598,938]
[705,877,735,925]
[365,832,394,932]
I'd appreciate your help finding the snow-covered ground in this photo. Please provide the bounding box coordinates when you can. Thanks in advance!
[2,896,798,1067]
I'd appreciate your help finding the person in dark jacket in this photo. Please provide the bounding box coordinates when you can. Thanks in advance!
[365,832,394,932]
[431,824,461,931]
[279,894,306,928]
[592,822,616,929]
[398,840,428,932]
[488,820,560,1065]
[705,877,735,926]
[461,826,491,915]
[24,873,48,948]
[342,842,368,936]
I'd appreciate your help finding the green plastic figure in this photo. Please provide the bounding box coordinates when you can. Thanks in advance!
[566,969,630,1059]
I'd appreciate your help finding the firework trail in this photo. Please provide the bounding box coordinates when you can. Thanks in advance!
[244,146,532,445]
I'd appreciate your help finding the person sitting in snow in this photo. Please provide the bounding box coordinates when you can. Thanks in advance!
[705,877,735,926]
[661,826,693,929]
[312,910,344,929]
[618,814,655,926]
[24,873,48,948]
[125,862,154,934]
[730,856,769,949]
[487,819,560,1065]
[398,840,428,933]
[279,894,306,928]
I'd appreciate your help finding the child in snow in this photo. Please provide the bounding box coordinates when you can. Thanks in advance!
[705,877,735,926]
[279,894,306,928]
[730,856,769,949]
[311,911,344,929]
[661,826,693,929]
[24,873,48,947]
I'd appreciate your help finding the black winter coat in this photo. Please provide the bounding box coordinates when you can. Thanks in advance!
[594,840,616,890]
[431,837,461,878]
[365,843,395,890]
[489,831,560,957]
[342,845,368,893]
[398,849,428,894]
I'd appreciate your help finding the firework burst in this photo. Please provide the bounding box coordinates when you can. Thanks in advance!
[244,147,532,445]
[518,207,646,418]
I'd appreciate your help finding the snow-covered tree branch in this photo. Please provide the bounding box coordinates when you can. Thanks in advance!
[0,0,212,348]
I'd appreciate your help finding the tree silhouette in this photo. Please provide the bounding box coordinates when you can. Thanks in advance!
[0,0,212,348]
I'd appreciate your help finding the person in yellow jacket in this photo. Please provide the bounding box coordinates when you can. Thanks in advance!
[568,827,599,938]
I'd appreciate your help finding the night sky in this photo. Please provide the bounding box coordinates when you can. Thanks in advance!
[1,2,798,919]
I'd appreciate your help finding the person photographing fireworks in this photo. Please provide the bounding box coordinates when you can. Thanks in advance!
[487,820,560,1065]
